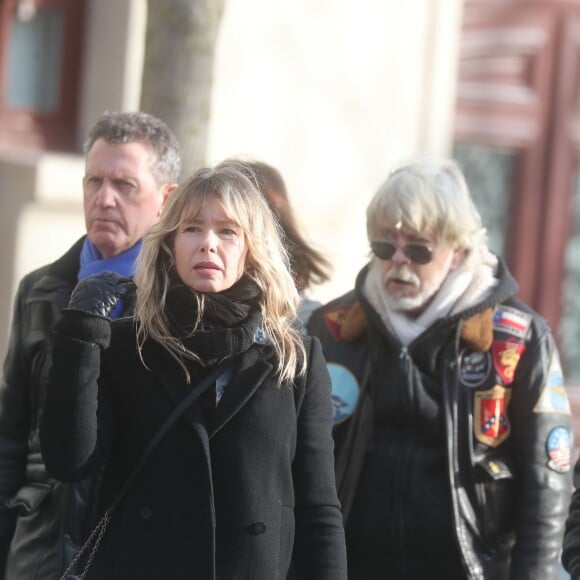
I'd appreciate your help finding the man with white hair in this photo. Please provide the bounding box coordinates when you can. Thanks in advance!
[308,158,573,579]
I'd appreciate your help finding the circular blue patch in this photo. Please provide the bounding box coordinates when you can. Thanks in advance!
[459,349,491,387]
[327,363,360,424]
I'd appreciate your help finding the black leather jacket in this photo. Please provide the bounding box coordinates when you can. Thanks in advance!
[0,237,99,579]
[308,260,573,579]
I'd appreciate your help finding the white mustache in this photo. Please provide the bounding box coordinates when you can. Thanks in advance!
[385,266,420,287]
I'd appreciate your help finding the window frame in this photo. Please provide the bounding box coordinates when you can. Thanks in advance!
[0,0,85,152]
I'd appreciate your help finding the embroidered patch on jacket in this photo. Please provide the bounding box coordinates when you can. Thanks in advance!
[459,349,491,387]
[534,351,571,414]
[327,363,359,423]
[492,306,532,340]
[323,306,352,341]
[492,339,526,385]
[546,426,571,473]
[534,386,571,415]
[474,385,512,447]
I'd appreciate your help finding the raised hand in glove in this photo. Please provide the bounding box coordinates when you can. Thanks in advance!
[67,271,136,319]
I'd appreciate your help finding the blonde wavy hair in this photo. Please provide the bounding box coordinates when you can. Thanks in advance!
[134,160,306,384]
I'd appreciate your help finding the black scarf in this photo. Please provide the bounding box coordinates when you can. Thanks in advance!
[165,275,262,366]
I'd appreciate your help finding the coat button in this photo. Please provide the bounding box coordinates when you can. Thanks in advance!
[139,506,153,520]
[250,521,266,535]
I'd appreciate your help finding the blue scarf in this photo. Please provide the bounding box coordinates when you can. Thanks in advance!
[78,238,142,319]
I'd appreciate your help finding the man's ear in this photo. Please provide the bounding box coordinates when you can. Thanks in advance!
[158,182,177,215]
[450,246,466,270]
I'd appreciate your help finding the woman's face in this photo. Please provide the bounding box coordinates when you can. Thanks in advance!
[173,195,248,293]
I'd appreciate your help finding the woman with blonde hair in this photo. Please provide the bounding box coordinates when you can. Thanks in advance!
[40,160,347,580]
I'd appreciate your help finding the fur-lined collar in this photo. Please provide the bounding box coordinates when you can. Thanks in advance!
[338,301,494,352]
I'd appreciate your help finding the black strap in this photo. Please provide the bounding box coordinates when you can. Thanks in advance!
[59,358,237,580]
[334,354,373,524]
[108,357,236,514]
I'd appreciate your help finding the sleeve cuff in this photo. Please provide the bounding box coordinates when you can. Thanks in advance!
[55,309,111,349]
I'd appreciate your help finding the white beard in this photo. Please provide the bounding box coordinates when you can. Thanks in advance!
[383,258,453,313]
[364,251,499,346]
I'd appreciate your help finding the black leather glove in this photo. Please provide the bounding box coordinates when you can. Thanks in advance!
[67,272,136,319]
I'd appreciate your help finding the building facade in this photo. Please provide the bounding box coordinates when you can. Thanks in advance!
[0,0,469,368]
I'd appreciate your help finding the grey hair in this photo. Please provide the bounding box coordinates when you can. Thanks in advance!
[366,158,487,264]
[84,111,181,185]
[134,159,306,385]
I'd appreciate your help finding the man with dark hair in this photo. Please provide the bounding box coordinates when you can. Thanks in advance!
[0,111,180,579]
[309,158,573,579]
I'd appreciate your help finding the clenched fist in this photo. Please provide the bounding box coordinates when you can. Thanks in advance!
[67,272,136,319]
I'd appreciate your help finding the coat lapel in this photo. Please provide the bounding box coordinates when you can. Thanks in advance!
[207,348,273,438]
[141,340,274,437]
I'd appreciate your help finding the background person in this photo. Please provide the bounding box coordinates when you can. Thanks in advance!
[40,161,347,579]
[235,159,332,330]
[308,158,573,579]
[0,111,180,579]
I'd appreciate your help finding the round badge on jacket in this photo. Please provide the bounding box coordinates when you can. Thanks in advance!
[546,426,571,473]
[327,363,359,423]
[459,349,491,387]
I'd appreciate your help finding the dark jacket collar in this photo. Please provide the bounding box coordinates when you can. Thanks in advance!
[27,236,85,306]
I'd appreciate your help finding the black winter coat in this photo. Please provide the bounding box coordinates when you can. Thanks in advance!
[0,237,100,579]
[40,315,347,580]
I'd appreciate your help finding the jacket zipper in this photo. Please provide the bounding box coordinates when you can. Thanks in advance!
[397,344,413,576]
[399,346,410,374]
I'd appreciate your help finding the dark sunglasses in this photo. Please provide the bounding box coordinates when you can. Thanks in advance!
[370,240,434,265]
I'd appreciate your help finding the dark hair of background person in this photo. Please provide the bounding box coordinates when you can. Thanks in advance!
[84,111,182,185]
[234,160,332,292]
